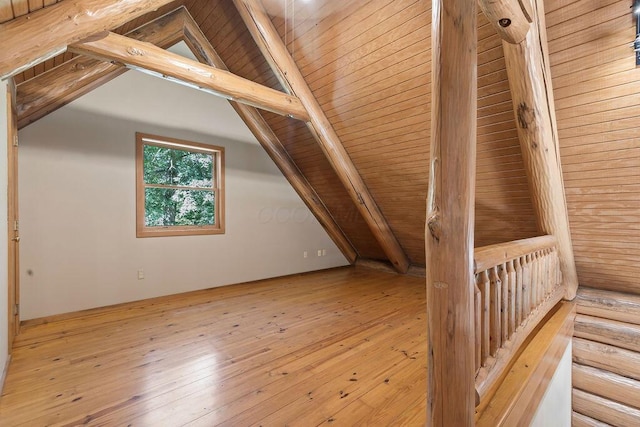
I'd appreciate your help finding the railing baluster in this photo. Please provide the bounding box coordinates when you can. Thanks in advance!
[531,251,539,309]
[522,254,531,318]
[499,263,508,343]
[480,270,490,366]
[545,248,552,296]
[507,259,516,338]
[489,266,501,356]
[514,257,523,326]
[475,280,482,373]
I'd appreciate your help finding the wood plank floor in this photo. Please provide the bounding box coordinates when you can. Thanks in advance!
[0,267,427,426]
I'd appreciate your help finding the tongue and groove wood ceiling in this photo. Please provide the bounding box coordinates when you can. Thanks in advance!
[3,0,639,294]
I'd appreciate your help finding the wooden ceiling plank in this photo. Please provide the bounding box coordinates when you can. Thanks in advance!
[233,0,410,273]
[68,31,309,121]
[180,9,357,264]
[17,7,186,129]
[0,0,178,79]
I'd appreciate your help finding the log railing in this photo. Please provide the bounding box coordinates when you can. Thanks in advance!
[473,235,565,404]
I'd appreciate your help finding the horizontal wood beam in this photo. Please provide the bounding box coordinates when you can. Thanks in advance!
[574,314,640,354]
[232,0,409,273]
[180,10,357,264]
[573,389,640,426]
[573,363,640,410]
[573,337,640,382]
[572,411,609,427]
[0,0,176,79]
[576,287,640,326]
[16,7,186,129]
[69,32,310,121]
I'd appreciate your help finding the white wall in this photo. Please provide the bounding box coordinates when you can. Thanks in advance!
[18,61,348,320]
[530,340,572,427]
[0,79,9,381]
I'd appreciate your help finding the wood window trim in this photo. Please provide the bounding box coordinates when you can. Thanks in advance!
[135,132,225,238]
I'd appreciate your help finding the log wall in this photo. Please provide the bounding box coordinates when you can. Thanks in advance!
[573,288,640,425]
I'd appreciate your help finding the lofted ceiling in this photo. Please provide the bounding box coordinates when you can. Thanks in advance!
[2,0,639,294]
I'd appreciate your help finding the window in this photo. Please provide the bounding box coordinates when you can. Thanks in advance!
[136,133,224,237]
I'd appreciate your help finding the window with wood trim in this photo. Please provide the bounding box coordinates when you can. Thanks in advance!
[136,133,225,237]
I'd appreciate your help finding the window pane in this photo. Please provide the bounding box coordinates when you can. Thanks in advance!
[143,145,214,188]
[145,188,215,227]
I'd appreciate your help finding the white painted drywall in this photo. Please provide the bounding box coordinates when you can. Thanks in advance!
[0,79,9,381]
[18,52,348,320]
[530,340,572,427]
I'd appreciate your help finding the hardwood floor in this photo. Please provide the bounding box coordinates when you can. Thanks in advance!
[0,267,427,426]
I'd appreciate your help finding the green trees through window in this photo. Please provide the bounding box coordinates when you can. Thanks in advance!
[136,133,225,237]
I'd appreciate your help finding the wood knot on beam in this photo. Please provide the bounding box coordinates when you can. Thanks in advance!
[427,212,441,243]
[516,102,532,129]
[126,46,146,56]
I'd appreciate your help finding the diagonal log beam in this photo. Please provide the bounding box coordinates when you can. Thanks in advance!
[480,0,579,299]
[68,31,310,121]
[427,0,477,422]
[0,0,177,79]
[180,10,357,263]
[17,7,186,129]
[232,0,409,273]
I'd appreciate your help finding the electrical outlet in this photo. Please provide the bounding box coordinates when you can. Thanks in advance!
[317,250,322,257]
[303,251,308,258]
[322,249,326,256]
[138,269,144,280]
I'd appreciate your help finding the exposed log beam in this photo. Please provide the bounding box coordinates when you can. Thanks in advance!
[232,0,409,273]
[496,0,579,299]
[16,7,185,129]
[426,0,477,422]
[0,0,176,79]
[180,10,357,264]
[69,32,310,121]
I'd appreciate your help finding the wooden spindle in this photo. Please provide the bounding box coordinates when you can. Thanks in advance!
[489,267,502,356]
[480,270,490,366]
[499,263,509,343]
[545,248,552,295]
[531,251,539,309]
[515,257,523,325]
[507,259,516,337]
[522,254,531,317]
[474,280,482,373]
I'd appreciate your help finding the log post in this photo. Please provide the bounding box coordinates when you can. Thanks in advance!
[426,0,477,422]
[232,0,410,273]
[481,0,579,299]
